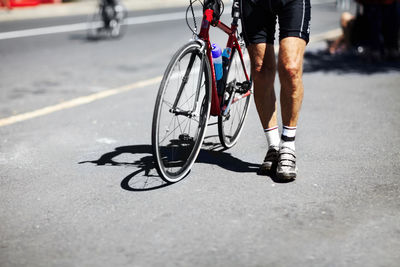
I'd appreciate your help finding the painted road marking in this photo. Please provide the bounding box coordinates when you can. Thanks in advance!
[0,76,162,127]
[0,28,341,127]
[0,11,196,40]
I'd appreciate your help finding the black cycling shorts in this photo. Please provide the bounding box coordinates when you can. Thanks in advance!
[240,0,311,45]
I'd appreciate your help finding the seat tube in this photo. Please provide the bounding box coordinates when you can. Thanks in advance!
[199,9,213,40]
[199,8,221,116]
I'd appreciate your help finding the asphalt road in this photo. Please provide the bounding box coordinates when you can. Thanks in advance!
[1,2,400,267]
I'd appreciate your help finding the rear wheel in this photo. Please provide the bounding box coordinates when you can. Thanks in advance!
[109,4,127,38]
[87,7,103,40]
[218,43,252,148]
[152,42,212,183]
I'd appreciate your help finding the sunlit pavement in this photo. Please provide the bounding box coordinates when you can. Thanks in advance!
[0,2,399,266]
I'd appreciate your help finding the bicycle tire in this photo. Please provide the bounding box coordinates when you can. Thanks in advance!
[109,3,128,38]
[218,45,252,148]
[87,7,103,40]
[152,41,212,183]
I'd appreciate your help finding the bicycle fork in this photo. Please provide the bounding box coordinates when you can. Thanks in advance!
[170,42,207,119]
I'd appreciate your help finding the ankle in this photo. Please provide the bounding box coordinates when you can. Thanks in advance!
[280,126,296,151]
[264,126,280,148]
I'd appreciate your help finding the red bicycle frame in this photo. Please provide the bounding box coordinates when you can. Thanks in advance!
[198,8,251,116]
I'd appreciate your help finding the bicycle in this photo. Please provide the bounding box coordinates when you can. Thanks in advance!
[87,0,127,39]
[151,0,252,183]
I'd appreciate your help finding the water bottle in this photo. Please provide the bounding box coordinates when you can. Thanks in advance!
[221,47,231,79]
[212,43,223,95]
[222,47,231,60]
[212,44,223,79]
[220,47,231,95]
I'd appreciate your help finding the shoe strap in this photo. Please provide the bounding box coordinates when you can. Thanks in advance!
[278,147,296,166]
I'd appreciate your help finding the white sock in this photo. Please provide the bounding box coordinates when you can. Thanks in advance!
[264,126,280,148]
[281,126,296,151]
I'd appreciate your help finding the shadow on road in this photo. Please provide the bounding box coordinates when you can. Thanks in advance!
[79,138,264,191]
[79,144,168,192]
[69,33,123,42]
[304,49,400,74]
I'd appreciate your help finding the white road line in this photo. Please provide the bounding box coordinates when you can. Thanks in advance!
[0,11,192,40]
[124,11,195,26]
[0,76,162,127]
[309,28,342,43]
[0,22,89,40]
[0,28,341,128]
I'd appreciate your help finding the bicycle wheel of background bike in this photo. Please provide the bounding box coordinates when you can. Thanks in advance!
[87,8,103,40]
[109,4,128,38]
[218,45,252,148]
[152,42,212,183]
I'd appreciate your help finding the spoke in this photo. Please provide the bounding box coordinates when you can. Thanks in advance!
[160,114,176,144]
[182,116,191,135]
[177,91,196,109]
[159,94,202,145]
[229,108,235,134]
[160,117,179,144]
[190,117,200,124]
[162,99,174,108]
[176,114,185,135]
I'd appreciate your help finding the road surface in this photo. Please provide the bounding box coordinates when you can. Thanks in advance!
[1,2,399,266]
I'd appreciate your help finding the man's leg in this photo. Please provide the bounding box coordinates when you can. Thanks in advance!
[248,43,277,130]
[277,37,306,179]
[278,37,306,128]
[248,43,280,172]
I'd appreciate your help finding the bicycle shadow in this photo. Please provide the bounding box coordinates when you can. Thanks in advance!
[79,144,167,192]
[79,137,263,191]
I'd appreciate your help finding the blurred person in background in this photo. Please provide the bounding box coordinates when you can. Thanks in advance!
[101,0,124,29]
[329,0,399,60]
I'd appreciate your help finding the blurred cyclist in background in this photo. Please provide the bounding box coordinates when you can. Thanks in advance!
[101,0,125,31]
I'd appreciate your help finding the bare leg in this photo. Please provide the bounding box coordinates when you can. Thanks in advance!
[248,43,277,129]
[278,37,306,127]
[341,11,355,47]
[329,12,354,54]
[275,37,306,180]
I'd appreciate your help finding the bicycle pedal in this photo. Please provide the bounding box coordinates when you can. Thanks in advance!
[235,81,251,93]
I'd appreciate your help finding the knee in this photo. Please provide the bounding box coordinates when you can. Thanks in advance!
[341,12,354,28]
[252,61,276,80]
[278,61,302,83]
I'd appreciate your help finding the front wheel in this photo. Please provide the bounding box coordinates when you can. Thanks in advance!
[152,42,212,183]
[218,44,252,148]
[86,7,103,40]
